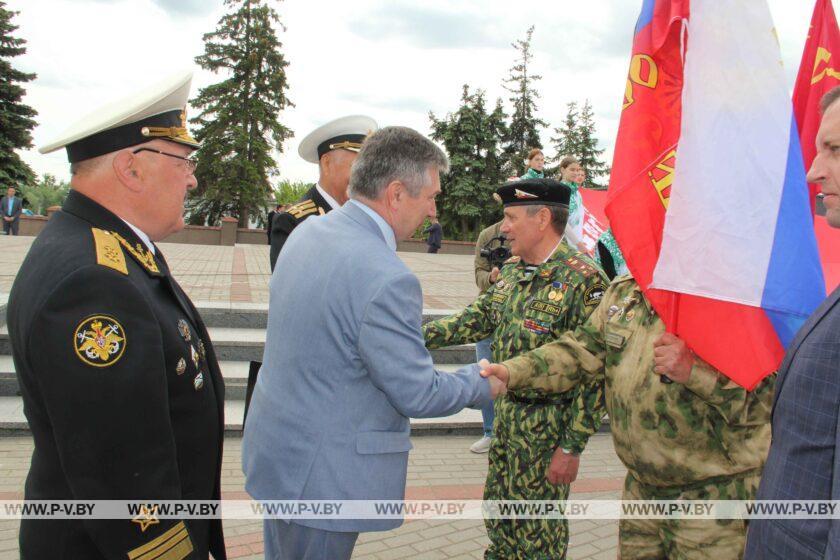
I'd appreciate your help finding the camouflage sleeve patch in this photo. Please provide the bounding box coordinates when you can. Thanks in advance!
[584,283,607,307]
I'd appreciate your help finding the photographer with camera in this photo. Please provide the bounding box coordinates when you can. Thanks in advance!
[423,179,607,558]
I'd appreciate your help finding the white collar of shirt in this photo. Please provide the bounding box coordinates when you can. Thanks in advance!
[119,218,156,255]
[540,239,564,264]
[315,183,339,211]
[348,199,397,252]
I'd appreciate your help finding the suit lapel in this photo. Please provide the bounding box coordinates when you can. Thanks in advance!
[772,285,840,417]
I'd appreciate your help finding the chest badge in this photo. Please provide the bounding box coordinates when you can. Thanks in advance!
[198,340,206,360]
[607,305,621,318]
[193,372,204,391]
[176,357,186,376]
[497,280,505,289]
[74,315,126,367]
[190,345,200,368]
[177,319,192,342]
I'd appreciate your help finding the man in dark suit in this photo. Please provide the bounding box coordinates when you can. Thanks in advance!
[266,203,282,244]
[269,115,378,270]
[10,72,226,560]
[1,186,22,235]
[744,87,840,559]
[424,215,442,253]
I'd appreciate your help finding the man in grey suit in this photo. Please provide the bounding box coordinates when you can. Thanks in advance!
[242,126,502,559]
[1,187,22,235]
[744,87,840,558]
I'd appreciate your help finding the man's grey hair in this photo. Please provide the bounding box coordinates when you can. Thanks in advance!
[525,205,569,236]
[349,126,449,200]
[821,86,840,113]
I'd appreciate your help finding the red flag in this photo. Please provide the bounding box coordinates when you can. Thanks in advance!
[606,0,784,390]
[793,0,840,215]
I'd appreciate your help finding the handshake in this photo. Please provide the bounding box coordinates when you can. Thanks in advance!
[477,359,510,399]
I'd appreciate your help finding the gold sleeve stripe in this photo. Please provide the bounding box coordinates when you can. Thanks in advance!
[92,228,128,275]
[127,521,193,560]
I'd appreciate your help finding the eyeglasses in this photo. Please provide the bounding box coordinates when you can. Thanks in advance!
[132,147,197,174]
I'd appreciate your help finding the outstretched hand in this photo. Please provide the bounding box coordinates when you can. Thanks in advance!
[478,359,507,398]
[479,361,510,384]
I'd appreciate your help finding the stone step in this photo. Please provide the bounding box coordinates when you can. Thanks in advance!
[0,357,471,400]
[192,303,459,330]
[0,396,487,436]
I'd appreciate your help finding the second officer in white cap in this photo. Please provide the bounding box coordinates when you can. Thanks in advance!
[269,114,378,270]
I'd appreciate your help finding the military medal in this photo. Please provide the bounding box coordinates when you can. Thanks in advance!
[548,290,558,301]
[497,280,505,288]
[193,372,204,391]
[176,357,186,376]
[198,340,206,360]
[607,305,620,318]
[625,310,636,321]
[190,345,200,368]
[178,319,191,342]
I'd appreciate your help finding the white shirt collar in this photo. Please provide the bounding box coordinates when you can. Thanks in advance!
[119,218,156,255]
[540,239,564,264]
[348,199,397,252]
[315,183,339,211]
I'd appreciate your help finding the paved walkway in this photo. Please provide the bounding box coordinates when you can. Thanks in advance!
[0,237,478,310]
[0,434,624,560]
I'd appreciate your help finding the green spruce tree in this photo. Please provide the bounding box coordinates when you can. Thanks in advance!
[188,0,293,227]
[501,25,546,177]
[0,2,37,188]
[548,101,581,176]
[576,100,610,189]
[430,85,508,239]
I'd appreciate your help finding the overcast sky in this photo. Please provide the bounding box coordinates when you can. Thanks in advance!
[6,0,816,185]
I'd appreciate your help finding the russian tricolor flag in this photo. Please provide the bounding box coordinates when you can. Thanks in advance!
[608,0,825,389]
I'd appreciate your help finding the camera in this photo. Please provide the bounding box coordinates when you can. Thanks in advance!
[480,235,512,269]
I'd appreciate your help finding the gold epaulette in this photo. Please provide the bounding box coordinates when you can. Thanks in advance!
[91,228,128,275]
[287,200,323,220]
[565,256,598,277]
[127,521,193,560]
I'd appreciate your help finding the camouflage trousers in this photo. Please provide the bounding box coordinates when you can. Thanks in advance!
[483,396,572,560]
[620,472,761,560]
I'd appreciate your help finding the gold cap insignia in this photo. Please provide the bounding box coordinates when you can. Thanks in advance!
[74,315,126,367]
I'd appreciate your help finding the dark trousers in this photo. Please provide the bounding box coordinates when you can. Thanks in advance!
[3,219,18,236]
[427,245,439,254]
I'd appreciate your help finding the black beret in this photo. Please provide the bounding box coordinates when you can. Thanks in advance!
[494,178,570,207]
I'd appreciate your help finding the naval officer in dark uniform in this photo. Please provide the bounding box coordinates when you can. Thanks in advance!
[9,72,226,560]
[268,114,378,270]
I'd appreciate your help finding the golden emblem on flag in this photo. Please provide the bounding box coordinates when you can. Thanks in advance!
[74,315,126,367]
[648,149,676,209]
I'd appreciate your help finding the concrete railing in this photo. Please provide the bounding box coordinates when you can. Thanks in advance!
[18,210,478,253]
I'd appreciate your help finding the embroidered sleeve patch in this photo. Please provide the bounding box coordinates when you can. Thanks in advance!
[584,284,606,306]
[74,315,126,367]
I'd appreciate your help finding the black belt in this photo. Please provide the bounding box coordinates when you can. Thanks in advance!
[507,393,573,406]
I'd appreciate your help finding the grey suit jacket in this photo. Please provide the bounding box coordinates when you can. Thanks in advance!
[242,201,491,532]
[744,285,840,559]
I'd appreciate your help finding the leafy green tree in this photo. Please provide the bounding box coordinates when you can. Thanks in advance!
[188,0,293,227]
[430,85,508,240]
[0,2,37,188]
[548,101,581,176]
[576,100,610,189]
[20,174,69,215]
[501,25,546,177]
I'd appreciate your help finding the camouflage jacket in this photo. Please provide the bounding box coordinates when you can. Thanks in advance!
[424,242,608,453]
[502,275,774,488]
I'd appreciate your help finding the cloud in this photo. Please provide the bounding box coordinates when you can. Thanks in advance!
[151,0,221,17]
[342,92,433,114]
[348,2,507,49]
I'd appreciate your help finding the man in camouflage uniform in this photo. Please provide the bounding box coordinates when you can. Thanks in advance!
[423,179,608,559]
[483,269,774,559]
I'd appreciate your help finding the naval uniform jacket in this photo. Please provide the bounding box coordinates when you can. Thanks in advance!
[8,191,226,560]
[268,186,331,271]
